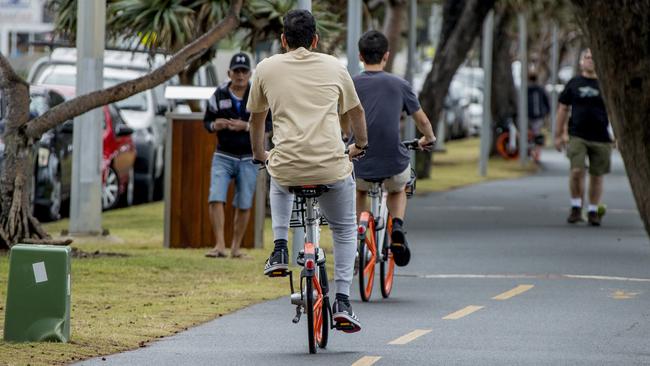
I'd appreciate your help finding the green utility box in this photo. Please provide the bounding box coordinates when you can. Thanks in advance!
[3,244,71,342]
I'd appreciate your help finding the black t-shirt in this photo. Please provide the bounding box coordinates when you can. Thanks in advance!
[203,82,271,156]
[558,76,610,142]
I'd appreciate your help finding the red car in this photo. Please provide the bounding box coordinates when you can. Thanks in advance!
[31,86,137,220]
[101,104,137,209]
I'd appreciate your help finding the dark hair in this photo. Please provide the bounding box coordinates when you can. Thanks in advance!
[358,30,389,65]
[283,9,316,49]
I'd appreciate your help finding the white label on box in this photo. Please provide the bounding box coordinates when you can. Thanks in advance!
[67,274,71,296]
[32,262,48,283]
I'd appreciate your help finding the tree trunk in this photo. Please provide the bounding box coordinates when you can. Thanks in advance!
[418,0,496,178]
[382,0,407,73]
[569,0,650,238]
[490,4,518,155]
[0,0,243,249]
[0,56,50,249]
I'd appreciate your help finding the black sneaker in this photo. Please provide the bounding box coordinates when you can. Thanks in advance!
[390,225,411,267]
[332,299,361,333]
[567,207,583,224]
[587,211,601,226]
[263,249,289,277]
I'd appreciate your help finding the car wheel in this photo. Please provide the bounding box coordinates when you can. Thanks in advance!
[102,166,120,210]
[120,167,134,207]
[45,170,62,221]
[135,150,155,204]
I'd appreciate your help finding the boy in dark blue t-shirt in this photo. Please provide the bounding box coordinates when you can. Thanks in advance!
[352,30,436,267]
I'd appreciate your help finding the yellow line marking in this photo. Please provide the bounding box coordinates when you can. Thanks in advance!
[609,290,641,299]
[492,284,535,300]
[442,305,484,320]
[388,329,432,345]
[351,356,382,366]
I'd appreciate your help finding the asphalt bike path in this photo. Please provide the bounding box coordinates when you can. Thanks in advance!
[79,149,650,365]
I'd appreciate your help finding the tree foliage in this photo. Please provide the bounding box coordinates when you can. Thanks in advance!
[0,0,243,248]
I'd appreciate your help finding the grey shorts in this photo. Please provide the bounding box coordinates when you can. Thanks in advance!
[356,164,411,193]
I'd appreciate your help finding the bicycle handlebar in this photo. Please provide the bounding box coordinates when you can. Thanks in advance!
[402,139,435,151]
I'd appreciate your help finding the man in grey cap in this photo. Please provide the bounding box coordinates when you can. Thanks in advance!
[203,52,270,258]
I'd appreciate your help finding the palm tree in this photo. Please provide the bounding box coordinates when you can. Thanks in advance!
[49,0,344,90]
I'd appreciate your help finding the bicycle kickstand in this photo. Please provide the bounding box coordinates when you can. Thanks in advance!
[287,271,303,324]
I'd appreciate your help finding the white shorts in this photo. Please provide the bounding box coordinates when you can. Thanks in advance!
[356,164,411,193]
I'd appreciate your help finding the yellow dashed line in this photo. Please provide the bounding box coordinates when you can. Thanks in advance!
[492,285,534,300]
[442,305,484,320]
[388,329,432,345]
[352,356,382,366]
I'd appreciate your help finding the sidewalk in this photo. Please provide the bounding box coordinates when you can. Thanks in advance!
[77,148,649,366]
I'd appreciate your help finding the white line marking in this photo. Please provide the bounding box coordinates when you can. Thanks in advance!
[424,206,505,211]
[397,273,650,283]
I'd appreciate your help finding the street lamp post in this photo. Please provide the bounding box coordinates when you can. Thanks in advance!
[346,0,362,76]
[518,12,529,167]
[69,0,105,235]
[479,10,494,177]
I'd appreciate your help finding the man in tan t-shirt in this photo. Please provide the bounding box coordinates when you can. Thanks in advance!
[248,9,368,333]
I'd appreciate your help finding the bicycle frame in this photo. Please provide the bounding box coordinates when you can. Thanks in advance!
[367,182,389,262]
[303,197,320,249]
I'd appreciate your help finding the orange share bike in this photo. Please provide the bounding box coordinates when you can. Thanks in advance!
[270,185,356,354]
[356,139,420,301]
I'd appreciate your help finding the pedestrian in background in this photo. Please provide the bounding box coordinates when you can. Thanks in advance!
[554,48,612,226]
[203,52,270,258]
[527,70,550,162]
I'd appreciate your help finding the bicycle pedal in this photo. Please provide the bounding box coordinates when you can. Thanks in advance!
[268,269,290,278]
[334,322,354,331]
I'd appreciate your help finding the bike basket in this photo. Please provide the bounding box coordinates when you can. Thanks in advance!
[289,197,328,228]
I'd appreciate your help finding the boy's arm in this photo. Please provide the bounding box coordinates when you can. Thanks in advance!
[412,108,436,148]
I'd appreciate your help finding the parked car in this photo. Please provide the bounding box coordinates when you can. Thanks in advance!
[30,86,136,221]
[28,48,218,203]
[413,63,473,140]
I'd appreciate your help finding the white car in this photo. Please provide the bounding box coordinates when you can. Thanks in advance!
[28,48,218,202]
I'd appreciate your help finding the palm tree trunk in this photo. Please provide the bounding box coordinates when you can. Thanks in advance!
[570,0,650,238]
[382,0,406,73]
[417,0,495,178]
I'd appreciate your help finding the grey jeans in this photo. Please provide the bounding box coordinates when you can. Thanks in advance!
[270,175,357,296]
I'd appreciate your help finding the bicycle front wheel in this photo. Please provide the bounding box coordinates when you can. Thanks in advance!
[358,215,376,302]
[380,214,395,298]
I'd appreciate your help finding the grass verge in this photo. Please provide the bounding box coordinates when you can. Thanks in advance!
[0,137,535,365]
[417,137,538,193]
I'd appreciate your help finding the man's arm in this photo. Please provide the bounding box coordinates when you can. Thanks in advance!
[412,108,436,149]
[341,104,368,158]
[340,111,351,140]
[249,110,269,162]
[554,103,570,151]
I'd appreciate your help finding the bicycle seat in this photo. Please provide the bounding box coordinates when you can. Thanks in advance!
[364,177,389,184]
[289,185,329,198]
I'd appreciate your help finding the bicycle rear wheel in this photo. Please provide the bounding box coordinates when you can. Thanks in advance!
[358,215,376,302]
[380,214,395,298]
[316,266,329,349]
[306,275,325,354]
